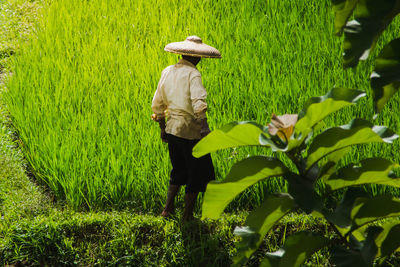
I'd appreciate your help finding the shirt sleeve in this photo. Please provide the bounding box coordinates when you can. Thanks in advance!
[151,71,167,119]
[190,74,208,120]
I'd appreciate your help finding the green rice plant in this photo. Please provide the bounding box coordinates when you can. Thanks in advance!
[194,87,400,266]
[3,0,400,211]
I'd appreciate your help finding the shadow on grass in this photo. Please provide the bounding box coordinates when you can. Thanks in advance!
[178,217,235,267]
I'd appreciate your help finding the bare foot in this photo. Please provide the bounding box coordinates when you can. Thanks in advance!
[160,209,174,218]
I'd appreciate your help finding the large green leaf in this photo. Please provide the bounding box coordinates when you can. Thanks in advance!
[339,196,400,242]
[318,147,351,181]
[351,196,400,228]
[324,188,369,228]
[379,224,400,259]
[331,226,382,267]
[192,121,267,158]
[201,156,289,219]
[261,232,330,267]
[293,88,366,149]
[374,222,400,259]
[306,119,398,169]
[285,173,324,214]
[325,157,400,191]
[341,0,400,68]
[259,132,289,152]
[371,38,400,113]
[347,224,370,242]
[233,194,295,266]
[331,0,360,35]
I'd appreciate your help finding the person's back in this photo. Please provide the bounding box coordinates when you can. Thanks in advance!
[162,61,199,115]
[154,58,206,140]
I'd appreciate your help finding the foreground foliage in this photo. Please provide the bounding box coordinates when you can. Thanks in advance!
[192,2,400,266]
[332,0,400,113]
[194,87,400,266]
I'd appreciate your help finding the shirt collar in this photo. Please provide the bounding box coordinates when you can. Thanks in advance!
[177,58,197,69]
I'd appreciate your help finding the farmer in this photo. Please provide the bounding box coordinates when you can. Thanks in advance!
[151,35,221,220]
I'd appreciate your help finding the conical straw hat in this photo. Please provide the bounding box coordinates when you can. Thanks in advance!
[164,36,221,58]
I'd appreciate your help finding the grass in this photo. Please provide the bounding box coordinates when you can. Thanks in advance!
[0,0,42,70]
[2,207,345,266]
[1,0,50,217]
[3,0,400,211]
[1,210,242,266]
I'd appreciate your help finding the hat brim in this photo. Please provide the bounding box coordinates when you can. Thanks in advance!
[164,41,221,58]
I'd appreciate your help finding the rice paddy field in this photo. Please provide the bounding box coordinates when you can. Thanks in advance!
[3,0,400,212]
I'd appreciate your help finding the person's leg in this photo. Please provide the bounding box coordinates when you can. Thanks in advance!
[182,138,215,221]
[182,192,198,221]
[161,184,180,217]
[161,134,187,217]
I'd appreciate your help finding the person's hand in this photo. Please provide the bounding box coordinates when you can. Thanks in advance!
[199,118,211,139]
[200,128,210,138]
[155,118,167,143]
[161,130,168,143]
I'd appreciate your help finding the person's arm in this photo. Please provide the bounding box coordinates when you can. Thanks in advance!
[151,113,168,143]
[199,117,210,138]
[152,72,168,143]
[190,74,210,138]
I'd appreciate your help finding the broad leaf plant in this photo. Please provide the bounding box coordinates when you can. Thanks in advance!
[332,0,400,113]
[191,1,400,266]
[193,88,400,266]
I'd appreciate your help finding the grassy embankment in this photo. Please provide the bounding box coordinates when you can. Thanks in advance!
[0,0,337,266]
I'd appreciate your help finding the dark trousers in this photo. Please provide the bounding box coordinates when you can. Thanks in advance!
[167,134,215,193]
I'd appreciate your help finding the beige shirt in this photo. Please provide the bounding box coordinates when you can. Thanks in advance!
[152,59,208,140]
